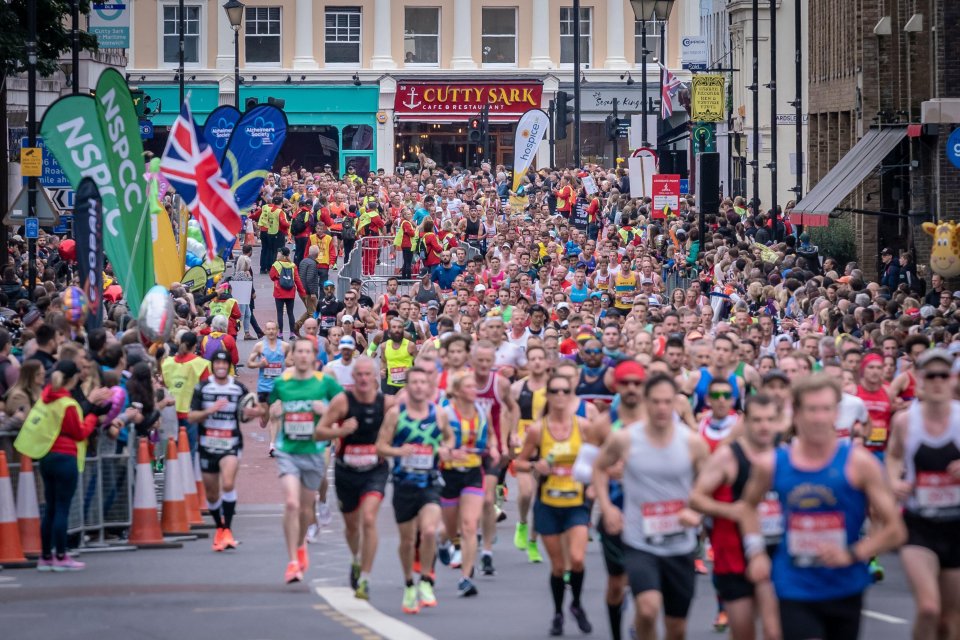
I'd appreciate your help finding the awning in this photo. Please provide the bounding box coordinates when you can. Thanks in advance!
[792,127,906,227]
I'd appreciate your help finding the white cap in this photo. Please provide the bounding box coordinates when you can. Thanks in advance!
[339,336,356,351]
[341,314,355,323]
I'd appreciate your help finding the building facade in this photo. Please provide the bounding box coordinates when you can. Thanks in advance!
[125,0,703,174]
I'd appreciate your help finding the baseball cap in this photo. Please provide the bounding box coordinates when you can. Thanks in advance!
[342,314,355,324]
[323,280,335,288]
[614,360,646,383]
[427,300,440,310]
[338,336,356,351]
[641,277,654,285]
[556,302,571,311]
[762,369,790,384]
[210,350,232,363]
[917,348,953,369]
[920,305,936,319]
[22,307,41,326]
[474,284,486,293]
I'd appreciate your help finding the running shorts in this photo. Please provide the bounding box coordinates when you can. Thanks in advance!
[199,448,241,473]
[274,450,327,491]
[533,500,590,536]
[778,593,863,640]
[392,482,441,524]
[334,461,389,513]
[905,513,960,569]
[713,572,755,602]
[623,545,696,619]
[597,518,625,577]
[440,467,485,502]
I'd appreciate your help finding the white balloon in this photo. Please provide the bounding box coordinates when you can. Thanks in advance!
[187,237,206,258]
[138,285,175,343]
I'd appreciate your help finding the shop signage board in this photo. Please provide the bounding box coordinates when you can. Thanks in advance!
[681,37,709,71]
[89,3,131,49]
[652,174,681,214]
[394,82,543,119]
[691,75,725,122]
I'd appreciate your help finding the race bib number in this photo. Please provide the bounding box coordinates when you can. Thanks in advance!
[200,429,236,451]
[787,512,846,567]
[916,472,960,510]
[759,496,785,541]
[320,316,336,329]
[263,362,282,378]
[343,444,379,468]
[620,294,634,305]
[641,500,686,541]
[401,444,435,471]
[284,411,315,440]
[835,426,851,440]
[867,427,888,446]
[389,367,407,385]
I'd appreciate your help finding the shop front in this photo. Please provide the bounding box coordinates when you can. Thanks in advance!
[393,80,543,172]
[140,84,380,176]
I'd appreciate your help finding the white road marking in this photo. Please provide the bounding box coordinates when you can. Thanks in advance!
[315,586,436,640]
[862,610,908,624]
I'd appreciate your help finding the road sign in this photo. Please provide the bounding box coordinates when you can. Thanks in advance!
[21,147,42,176]
[139,120,154,140]
[50,188,75,211]
[947,128,960,169]
[680,179,689,195]
[692,123,717,152]
[21,137,70,187]
[24,218,39,239]
[53,215,73,235]
[4,186,60,226]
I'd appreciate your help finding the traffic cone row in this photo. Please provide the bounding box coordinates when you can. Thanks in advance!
[160,437,191,536]
[177,428,205,527]
[128,438,182,549]
[16,455,41,557]
[0,451,34,568]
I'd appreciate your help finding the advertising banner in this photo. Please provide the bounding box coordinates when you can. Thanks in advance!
[221,105,288,212]
[652,174,681,216]
[691,75,726,122]
[202,105,242,164]
[74,178,104,331]
[511,109,549,192]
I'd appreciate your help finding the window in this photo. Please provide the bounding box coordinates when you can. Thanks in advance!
[343,125,374,151]
[325,7,361,64]
[404,7,440,65]
[162,4,201,65]
[482,8,516,65]
[634,20,667,65]
[245,7,281,64]
[560,7,591,66]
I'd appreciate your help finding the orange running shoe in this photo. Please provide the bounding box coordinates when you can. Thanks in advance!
[297,544,309,572]
[705,545,714,563]
[212,528,225,552]
[285,561,303,584]
[713,610,729,632]
[221,528,238,550]
[694,558,709,575]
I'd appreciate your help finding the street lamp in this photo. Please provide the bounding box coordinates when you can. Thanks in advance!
[630,0,675,147]
[223,0,245,109]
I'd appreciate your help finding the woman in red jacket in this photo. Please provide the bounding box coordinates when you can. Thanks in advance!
[420,218,443,272]
[269,246,307,340]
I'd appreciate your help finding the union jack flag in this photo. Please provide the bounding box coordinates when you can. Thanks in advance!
[660,64,683,120]
[160,102,241,262]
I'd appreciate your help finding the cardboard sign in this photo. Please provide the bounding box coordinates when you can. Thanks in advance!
[652,174,681,214]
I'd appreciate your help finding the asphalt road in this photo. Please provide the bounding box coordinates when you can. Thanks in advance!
[0,249,919,639]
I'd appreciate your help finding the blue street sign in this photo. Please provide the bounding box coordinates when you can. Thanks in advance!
[947,128,960,170]
[53,215,73,235]
[21,137,71,188]
[680,179,689,195]
[24,217,39,239]
[140,120,154,140]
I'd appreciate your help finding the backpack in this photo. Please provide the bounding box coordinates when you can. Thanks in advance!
[202,334,226,360]
[278,264,295,290]
[291,210,308,235]
[341,216,356,241]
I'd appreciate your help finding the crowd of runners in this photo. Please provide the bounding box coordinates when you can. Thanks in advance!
[6,160,960,640]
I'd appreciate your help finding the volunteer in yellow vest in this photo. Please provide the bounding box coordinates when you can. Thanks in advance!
[613,261,639,312]
[309,221,337,283]
[208,283,241,337]
[258,195,287,274]
[515,372,594,636]
[15,360,123,571]
[381,317,416,396]
[161,332,212,454]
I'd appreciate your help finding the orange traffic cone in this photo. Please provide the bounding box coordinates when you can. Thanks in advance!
[160,438,191,536]
[128,438,181,548]
[15,455,41,557]
[178,427,204,527]
[0,451,30,567]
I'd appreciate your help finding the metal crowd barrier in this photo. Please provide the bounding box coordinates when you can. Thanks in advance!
[662,268,692,297]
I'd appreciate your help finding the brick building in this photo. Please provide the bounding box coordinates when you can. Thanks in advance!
[798,0,960,280]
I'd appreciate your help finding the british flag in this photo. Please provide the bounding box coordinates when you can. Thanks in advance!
[660,64,683,120]
[160,102,241,261]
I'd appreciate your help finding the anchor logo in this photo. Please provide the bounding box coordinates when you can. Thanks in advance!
[402,86,422,109]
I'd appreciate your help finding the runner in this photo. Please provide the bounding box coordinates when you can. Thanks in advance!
[516,372,595,636]
[315,356,395,600]
[885,348,960,640]
[324,336,359,390]
[381,317,417,396]
[683,334,745,416]
[245,321,290,455]
[594,373,710,640]
[187,351,261,551]
[739,374,906,640]
[376,366,456,613]
[269,337,353,583]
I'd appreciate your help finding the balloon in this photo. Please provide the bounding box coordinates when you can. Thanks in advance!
[61,286,88,324]
[103,284,123,303]
[138,285,175,344]
[187,237,206,258]
[58,239,77,262]
[187,219,204,243]
[923,221,960,278]
[185,253,203,268]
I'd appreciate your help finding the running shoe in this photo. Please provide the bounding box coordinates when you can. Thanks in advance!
[355,578,370,601]
[705,543,715,563]
[713,610,729,632]
[268,444,276,458]
[496,504,507,523]
[481,553,496,576]
[402,585,420,613]
[549,612,564,637]
[450,547,462,569]
[437,540,452,566]
[526,540,543,563]
[457,577,478,597]
[318,503,333,527]
[285,561,303,584]
[52,556,86,572]
[570,605,593,633]
[350,561,361,590]
[221,528,238,550]
[36,557,54,572]
[212,527,225,552]
[305,523,320,544]
[297,544,309,572]
[869,557,885,583]
[418,580,437,607]
[514,522,529,550]
[694,558,709,575]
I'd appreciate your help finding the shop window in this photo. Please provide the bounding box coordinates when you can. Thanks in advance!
[482,8,516,66]
[404,7,440,65]
[245,7,281,65]
[325,7,361,65]
[560,7,591,67]
[634,20,667,65]
[343,156,371,177]
[162,4,201,65]
[343,125,374,151]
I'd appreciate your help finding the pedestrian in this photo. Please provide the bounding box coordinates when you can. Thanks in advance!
[269,246,305,341]
[296,245,320,335]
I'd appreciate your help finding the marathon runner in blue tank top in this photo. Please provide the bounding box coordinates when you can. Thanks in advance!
[245,321,290,447]
[739,374,905,640]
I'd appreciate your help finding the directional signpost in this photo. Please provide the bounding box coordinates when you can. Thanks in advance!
[4,186,60,226]
[21,137,74,214]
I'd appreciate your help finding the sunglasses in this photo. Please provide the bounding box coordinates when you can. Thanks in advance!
[548,388,571,395]
[708,391,733,400]
[924,371,951,381]
[583,348,603,355]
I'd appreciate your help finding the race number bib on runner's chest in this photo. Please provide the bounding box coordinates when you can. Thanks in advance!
[401,444,435,471]
[641,500,686,543]
[759,493,784,543]
[343,444,379,469]
[916,471,960,519]
[787,512,846,567]
[282,400,316,441]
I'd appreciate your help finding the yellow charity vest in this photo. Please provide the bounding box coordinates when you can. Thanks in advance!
[15,396,87,471]
[208,298,236,322]
[383,339,414,388]
[260,206,280,234]
[539,416,584,508]
[515,384,547,454]
[614,271,638,311]
[161,356,211,413]
[311,234,333,265]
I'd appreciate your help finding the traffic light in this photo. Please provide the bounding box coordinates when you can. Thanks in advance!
[605,115,618,142]
[554,90,574,141]
[131,88,145,118]
[468,116,482,143]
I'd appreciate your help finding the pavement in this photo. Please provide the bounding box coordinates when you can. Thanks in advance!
[0,247,920,639]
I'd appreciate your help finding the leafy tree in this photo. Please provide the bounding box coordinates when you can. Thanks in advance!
[0,0,98,78]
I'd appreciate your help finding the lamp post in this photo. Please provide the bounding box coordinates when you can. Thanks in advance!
[223,1,245,109]
[630,0,675,149]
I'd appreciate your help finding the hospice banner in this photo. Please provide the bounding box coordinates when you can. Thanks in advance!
[511,109,549,192]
